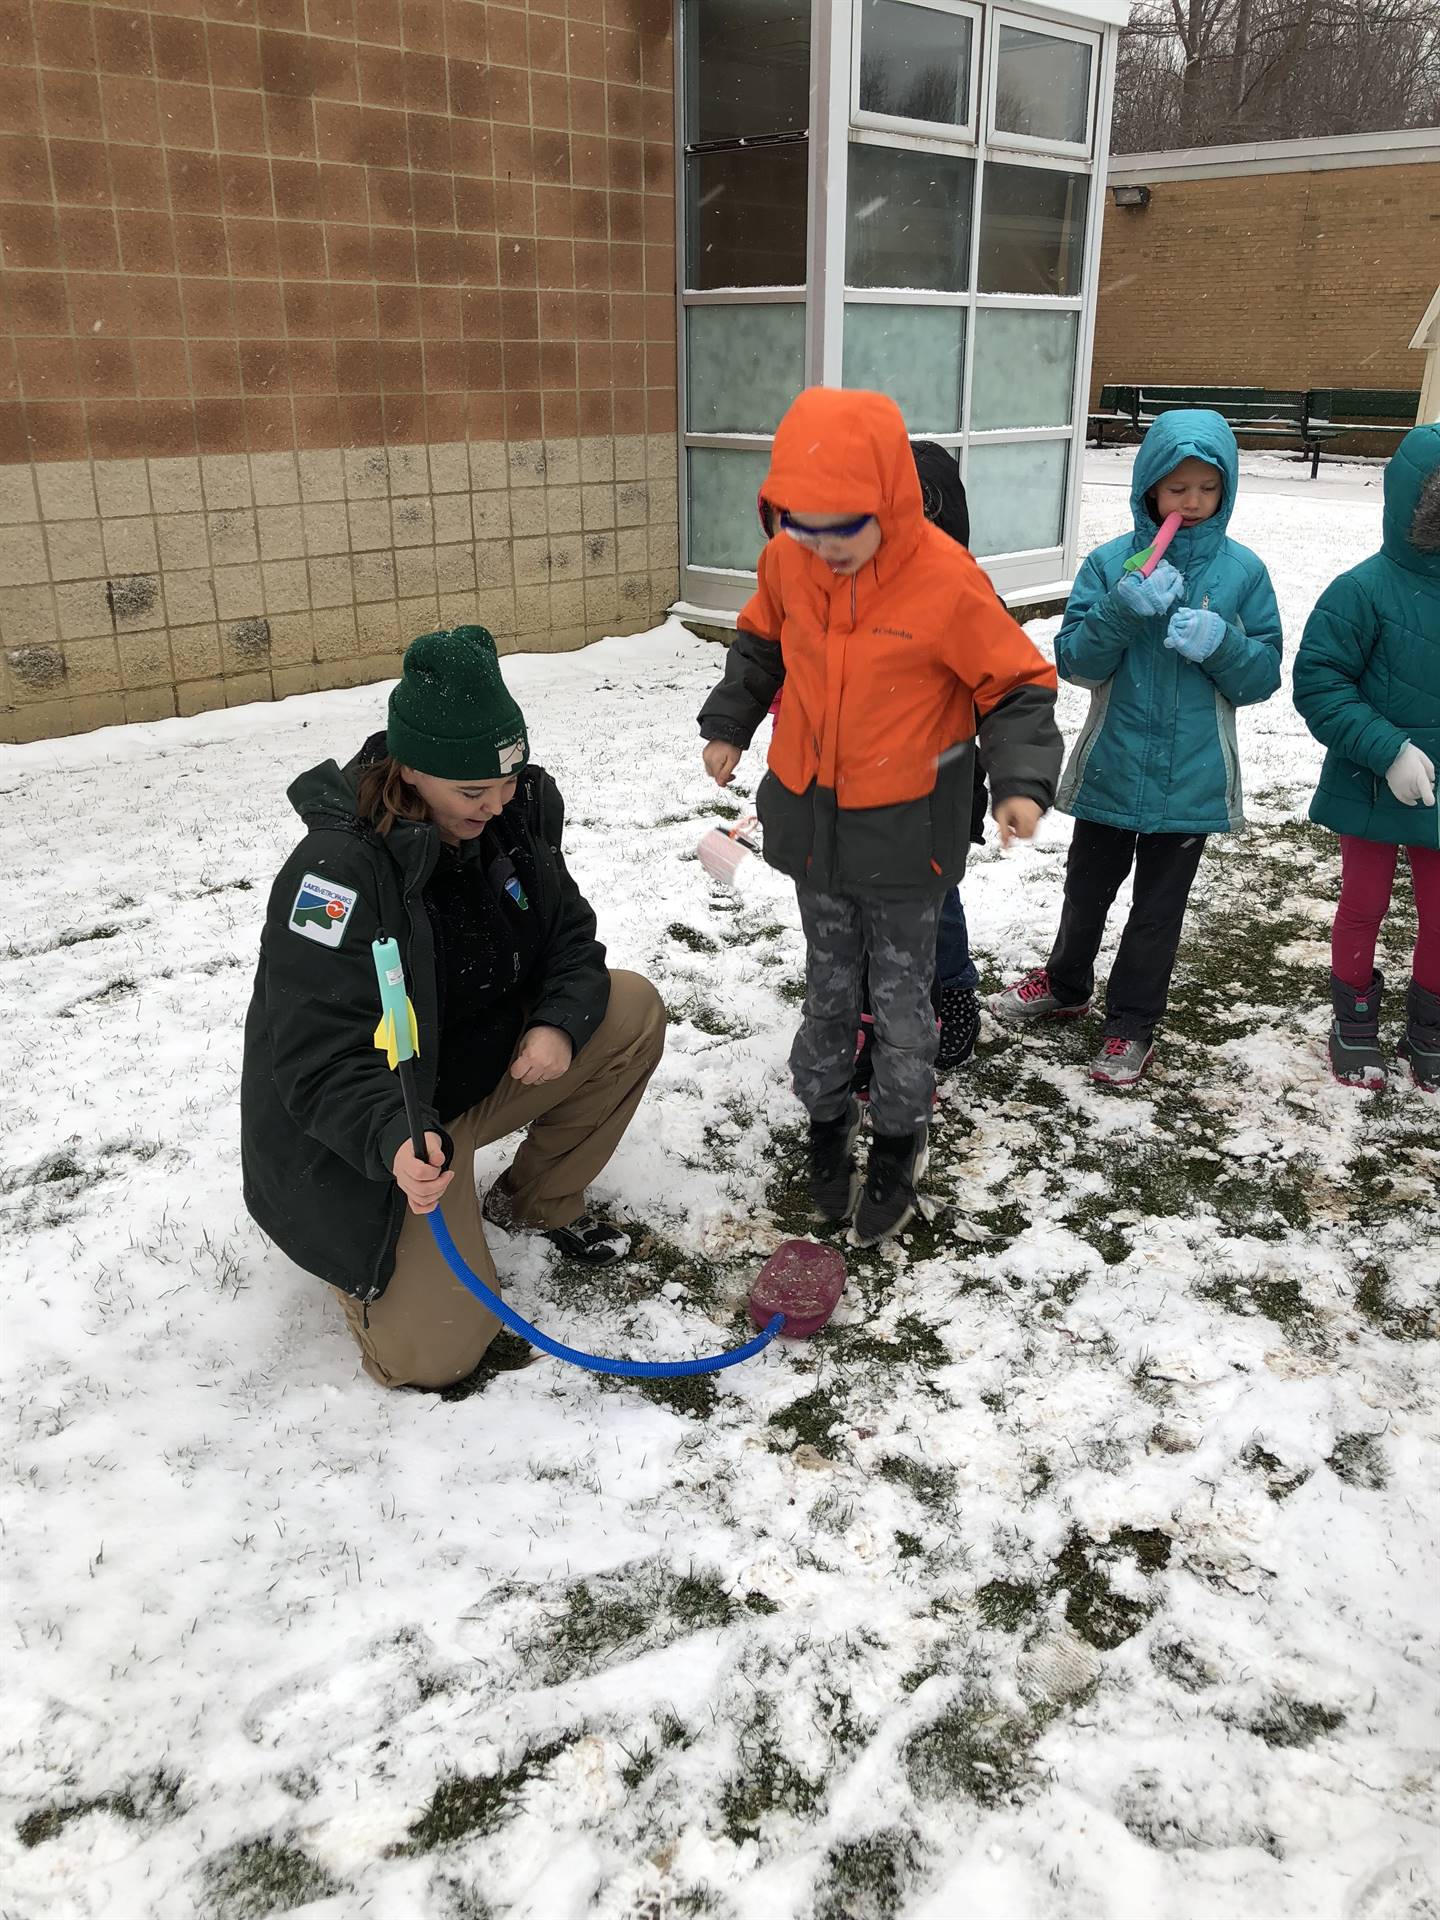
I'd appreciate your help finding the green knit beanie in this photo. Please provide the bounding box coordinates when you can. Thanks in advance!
[386,627,529,780]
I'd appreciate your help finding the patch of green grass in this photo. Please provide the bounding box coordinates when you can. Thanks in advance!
[895,1530,925,1561]
[1241,1441,1312,1501]
[521,1563,737,1687]
[1199,1272,1325,1348]
[1053,1527,1171,1650]
[201,1836,342,1916]
[1327,1430,1388,1489]
[1243,1698,1345,1748]
[719,1702,825,1843]
[392,1739,569,1854]
[1150,1641,1217,1693]
[619,1709,691,1790]
[439,1329,533,1402]
[977,1577,1043,1632]
[668,921,720,953]
[878,1454,956,1511]
[813,1830,923,1920]
[1064,1192,1132,1266]
[1354,1262,1438,1341]
[51,921,123,949]
[768,1381,847,1457]
[18,1770,181,1849]
[905,1694,1045,1808]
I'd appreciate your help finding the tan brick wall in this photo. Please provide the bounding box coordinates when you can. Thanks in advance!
[1091,161,1439,404]
[0,0,680,741]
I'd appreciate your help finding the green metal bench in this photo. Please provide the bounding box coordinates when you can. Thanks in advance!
[1087,383,1138,447]
[1303,389,1421,475]
[1134,384,1345,478]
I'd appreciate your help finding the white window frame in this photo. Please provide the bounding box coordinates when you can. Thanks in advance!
[851,0,984,145]
[986,9,1099,160]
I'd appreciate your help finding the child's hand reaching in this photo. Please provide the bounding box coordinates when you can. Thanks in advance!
[1385,743,1437,807]
[1114,559,1184,618]
[704,741,742,787]
[994,797,1042,848]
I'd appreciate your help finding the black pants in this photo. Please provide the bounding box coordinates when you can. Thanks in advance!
[1046,820,1207,1040]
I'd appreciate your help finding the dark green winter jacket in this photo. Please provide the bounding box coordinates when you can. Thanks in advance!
[1293,423,1440,850]
[241,741,609,1301]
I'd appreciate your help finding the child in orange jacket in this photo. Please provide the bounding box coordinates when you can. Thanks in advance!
[699,387,1061,1244]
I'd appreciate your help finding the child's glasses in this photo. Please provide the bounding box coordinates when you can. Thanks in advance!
[778,510,874,545]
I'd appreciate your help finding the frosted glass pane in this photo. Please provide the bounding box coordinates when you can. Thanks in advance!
[846,144,975,292]
[994,26,1091,146]
[966,440,1067,556]
[843,304,964,433]
[978,164,1088,296]
[686,144,809,290]
[971,309,1077,429]
[688,448,772,570]
[688,305,806,433]
[859,0,973,128]
[683,0,811,144]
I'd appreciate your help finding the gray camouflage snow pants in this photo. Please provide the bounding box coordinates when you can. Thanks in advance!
[791,884,941,1137]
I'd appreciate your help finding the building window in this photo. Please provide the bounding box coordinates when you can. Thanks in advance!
[678,0,1112,606]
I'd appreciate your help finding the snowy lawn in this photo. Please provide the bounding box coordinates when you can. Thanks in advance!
[2,454,1437,1920]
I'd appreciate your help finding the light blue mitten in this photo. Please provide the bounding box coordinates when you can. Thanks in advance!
[1164,607,1226,662]
[1114,559,1184,618]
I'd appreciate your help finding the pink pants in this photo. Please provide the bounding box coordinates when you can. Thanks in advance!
[1332,836,1440,993]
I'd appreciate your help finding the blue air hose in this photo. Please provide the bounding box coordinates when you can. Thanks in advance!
[426,1209,784,1379]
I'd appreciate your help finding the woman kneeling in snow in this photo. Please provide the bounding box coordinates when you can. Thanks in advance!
[241,626,667,1391]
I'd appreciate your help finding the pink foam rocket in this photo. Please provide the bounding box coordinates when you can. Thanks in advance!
[748,1239,847,1339]
[1124,510,1184,578]
[697,816,761,888]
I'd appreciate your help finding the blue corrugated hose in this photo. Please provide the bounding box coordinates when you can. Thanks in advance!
[427,1209,784,1378]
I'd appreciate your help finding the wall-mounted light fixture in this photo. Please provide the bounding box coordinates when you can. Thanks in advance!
[1111,184,1151,209]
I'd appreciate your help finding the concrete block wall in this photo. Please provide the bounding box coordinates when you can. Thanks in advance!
[0,0,679,742]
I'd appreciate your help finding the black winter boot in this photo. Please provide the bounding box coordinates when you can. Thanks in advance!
[852,1125,930,1247]
[1399,978,1440,1093]
[808,1098,863,1223]
[935,984,980,1069]
[1329,972,1385,1090]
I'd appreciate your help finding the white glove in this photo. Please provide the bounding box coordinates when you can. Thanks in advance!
[1385,742,1436,807]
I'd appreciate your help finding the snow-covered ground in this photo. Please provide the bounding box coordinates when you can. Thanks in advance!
[3,456,1437,1920]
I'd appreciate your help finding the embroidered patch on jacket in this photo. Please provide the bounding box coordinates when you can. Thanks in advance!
[288,873,358,947]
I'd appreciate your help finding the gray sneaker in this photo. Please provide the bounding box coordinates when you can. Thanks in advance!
[990,967,1091,1024]
[1091,1035,1154,1087]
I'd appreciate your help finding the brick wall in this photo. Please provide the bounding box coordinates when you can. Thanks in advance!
[1091,160,1439,406]
[0,0,679,743]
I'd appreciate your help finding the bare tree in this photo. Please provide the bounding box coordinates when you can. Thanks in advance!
[1111,0,1440,151]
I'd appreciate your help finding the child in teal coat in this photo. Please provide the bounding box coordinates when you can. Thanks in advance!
[1293,421,1440,1093]
[992,409,1282,1086]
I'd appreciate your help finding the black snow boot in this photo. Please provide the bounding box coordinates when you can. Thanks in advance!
[935,984,980,1069]
[1399,978,1440,1093]
[1329,972,1386,1090]
[808,1098,863,1224]
[852,1125,930,1247]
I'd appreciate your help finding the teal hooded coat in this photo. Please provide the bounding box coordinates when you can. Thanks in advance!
[1056,410,1283,834]
[1291,422,1440,851]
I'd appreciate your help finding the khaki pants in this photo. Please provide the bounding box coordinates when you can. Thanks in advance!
[338,969,666,1390]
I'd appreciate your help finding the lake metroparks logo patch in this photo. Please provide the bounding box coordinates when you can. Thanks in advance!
[288,873,358,948]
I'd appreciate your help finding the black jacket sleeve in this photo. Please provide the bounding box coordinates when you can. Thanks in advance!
[259,838,441,1183]
[697,627,786,748]
[525,773,611,1055]
[977,686,1063,811]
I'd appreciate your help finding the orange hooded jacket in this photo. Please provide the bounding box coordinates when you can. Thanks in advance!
[699,388,1062,897]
